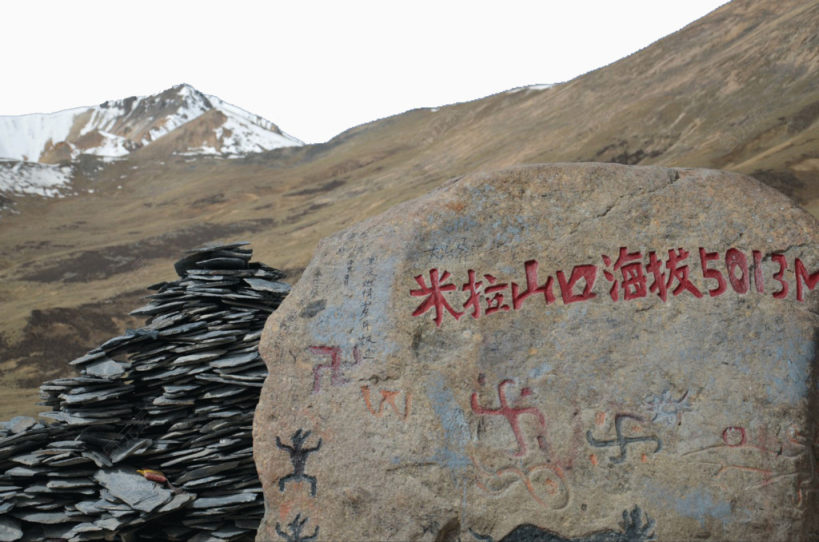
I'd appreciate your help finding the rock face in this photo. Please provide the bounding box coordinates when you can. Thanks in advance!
[255,163,819,541]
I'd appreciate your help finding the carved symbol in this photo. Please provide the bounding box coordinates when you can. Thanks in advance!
[471,379,547,457]
[787,425,819,509]
[471,454,570,511]
[684,423,819,508]
[275,513,318,542]
[685,425,783,491]
[276,429,322,497]
[309,345,360,393]
[642,389,691,426]
[722,426,747,447]
[468,505,655,542]
[361,386,412,420]
[586,414,662,464]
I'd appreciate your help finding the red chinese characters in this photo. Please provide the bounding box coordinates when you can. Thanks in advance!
[461,271,511,318]
[410,249,817,326]
[410,269,463,327]
[511,260,555,309]
[626,248,703,302]
[602,247,646,301]
[556,265,597,304]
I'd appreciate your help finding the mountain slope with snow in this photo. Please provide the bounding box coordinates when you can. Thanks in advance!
[0,84,302,163]
[0,161,73,197]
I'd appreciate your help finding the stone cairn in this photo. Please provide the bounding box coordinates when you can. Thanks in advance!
[0,243,289,541]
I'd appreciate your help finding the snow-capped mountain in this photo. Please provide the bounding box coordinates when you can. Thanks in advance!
[0,84,302,163]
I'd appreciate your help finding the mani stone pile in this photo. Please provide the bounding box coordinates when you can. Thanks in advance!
[0,243,289,541]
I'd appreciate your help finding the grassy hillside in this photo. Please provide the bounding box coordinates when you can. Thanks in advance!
[1,0,817,418]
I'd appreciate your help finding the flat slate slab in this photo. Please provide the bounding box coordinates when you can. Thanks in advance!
[94,468,173,513]
[255,164,819,541]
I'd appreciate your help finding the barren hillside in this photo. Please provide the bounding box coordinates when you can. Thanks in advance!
[0,0,816,417]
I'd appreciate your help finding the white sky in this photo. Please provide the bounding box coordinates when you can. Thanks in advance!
[2,1,729,144]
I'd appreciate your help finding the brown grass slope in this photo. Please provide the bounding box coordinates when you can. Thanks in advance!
[0,0,817,417]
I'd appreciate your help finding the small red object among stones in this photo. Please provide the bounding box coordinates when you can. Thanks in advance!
[137,469,167,484]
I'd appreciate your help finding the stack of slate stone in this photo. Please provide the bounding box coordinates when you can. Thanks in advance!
[0,243,289,541]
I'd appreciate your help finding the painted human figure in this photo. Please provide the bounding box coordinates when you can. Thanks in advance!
[276,429,322,497]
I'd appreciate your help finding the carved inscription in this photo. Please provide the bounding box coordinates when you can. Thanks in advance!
[411,248,817,325]
[410,269,462,326]
[789,425,819,509]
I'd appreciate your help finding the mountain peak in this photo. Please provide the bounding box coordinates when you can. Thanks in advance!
[0,85,302,163]
[174,82,196,93]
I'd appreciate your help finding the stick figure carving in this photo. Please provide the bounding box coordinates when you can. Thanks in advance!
[275,513,318,542]
[276,429,322,496]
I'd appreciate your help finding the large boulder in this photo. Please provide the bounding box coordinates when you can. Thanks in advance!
[254,163,818,541]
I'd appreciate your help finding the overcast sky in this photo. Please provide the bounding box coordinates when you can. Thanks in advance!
[3,1,728,144]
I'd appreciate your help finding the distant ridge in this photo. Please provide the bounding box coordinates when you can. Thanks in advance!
[0,84,302,163]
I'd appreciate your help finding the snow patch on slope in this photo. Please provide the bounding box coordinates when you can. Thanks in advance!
[207,93,303,150]
[506,83,556,94]
[219,114,301,154]
[0,161,72,197]
[84,131,132,158]
[177,91,302,156]
[0,108,84,161]
[81,100,131,136]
